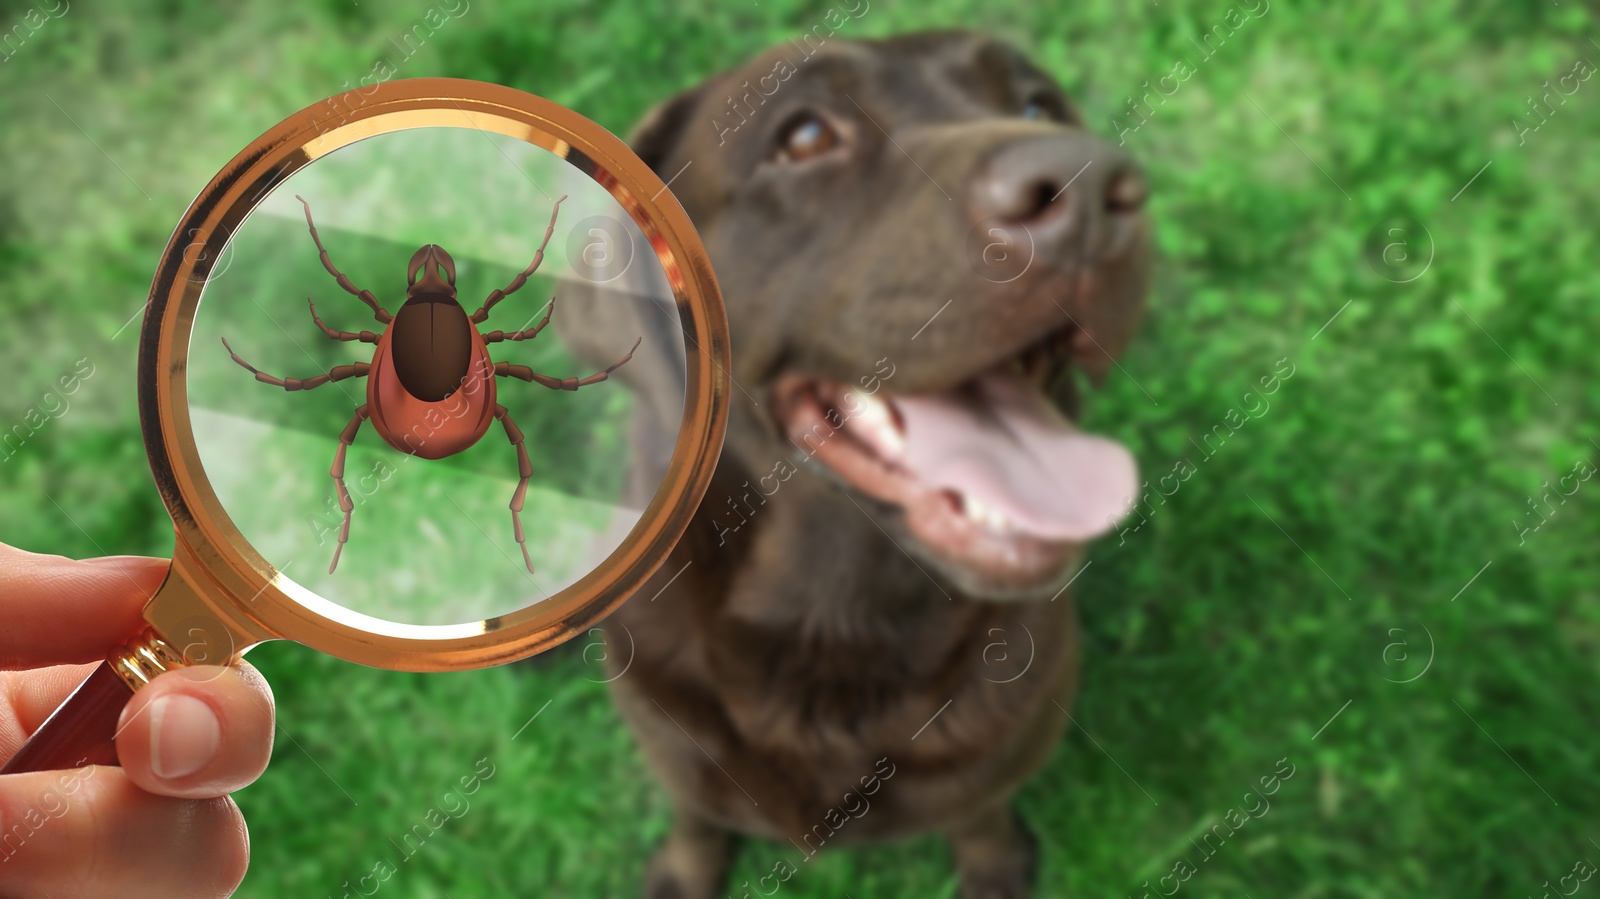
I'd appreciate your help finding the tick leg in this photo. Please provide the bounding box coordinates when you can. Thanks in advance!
[221,337,370,391]
[494,337,641,391]
[482,298,556,344]
[472,195,567,325]
[328,405,371,574]
[296,195,393,324]
[494,404,536,574]
[308,299,379,343]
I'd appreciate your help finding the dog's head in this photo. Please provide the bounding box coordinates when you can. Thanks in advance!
[630,31,1151,600]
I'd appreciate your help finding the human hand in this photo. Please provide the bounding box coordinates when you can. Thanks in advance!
[0,545,275,897]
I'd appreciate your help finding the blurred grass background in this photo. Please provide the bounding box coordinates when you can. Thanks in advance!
[2,0,1598,896]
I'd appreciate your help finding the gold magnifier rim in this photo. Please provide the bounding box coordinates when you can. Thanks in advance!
[138,77,728,672]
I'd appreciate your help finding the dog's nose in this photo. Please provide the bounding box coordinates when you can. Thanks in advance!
[967,135,1146,259]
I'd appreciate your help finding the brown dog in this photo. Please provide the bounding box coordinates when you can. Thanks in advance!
[565,30,1151,899]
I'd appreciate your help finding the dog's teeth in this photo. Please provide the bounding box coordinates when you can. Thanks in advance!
[849,388,905,459]
[961,495,1014,533]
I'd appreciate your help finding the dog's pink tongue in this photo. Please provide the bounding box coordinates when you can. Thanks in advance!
[893,372,1138,541]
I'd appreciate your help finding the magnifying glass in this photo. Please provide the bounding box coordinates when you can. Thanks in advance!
[2,78,729,775]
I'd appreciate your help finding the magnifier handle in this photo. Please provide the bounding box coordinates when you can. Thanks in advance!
[2,556,256,775]
[0,662,133,774]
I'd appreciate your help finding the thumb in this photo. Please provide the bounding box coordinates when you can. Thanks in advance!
[115,664,275,799]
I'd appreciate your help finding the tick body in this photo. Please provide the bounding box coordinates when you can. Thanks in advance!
[222,195,639,573]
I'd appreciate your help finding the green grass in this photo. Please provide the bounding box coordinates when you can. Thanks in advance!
[2,1,1598,896]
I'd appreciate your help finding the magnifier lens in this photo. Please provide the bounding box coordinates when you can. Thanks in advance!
[0,82,724,778]
[187,127,686,628]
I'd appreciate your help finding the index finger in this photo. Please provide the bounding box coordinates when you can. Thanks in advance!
[0,544,167,670]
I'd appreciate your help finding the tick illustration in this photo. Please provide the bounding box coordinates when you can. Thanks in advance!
[222,195,639,574]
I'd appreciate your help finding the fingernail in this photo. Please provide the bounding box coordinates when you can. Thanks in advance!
[148,693,221,780]
[84,555,167,569]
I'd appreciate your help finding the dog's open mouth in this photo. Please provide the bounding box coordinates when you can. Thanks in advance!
[771,329,1138,585]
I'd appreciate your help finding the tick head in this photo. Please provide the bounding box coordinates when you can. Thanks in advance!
[406,244,457,299]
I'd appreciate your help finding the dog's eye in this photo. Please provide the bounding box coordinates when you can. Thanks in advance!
[774,114,839,162]
[1021,95,1063,122]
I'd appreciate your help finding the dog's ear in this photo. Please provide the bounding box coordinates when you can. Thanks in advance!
[628,82,711,174]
